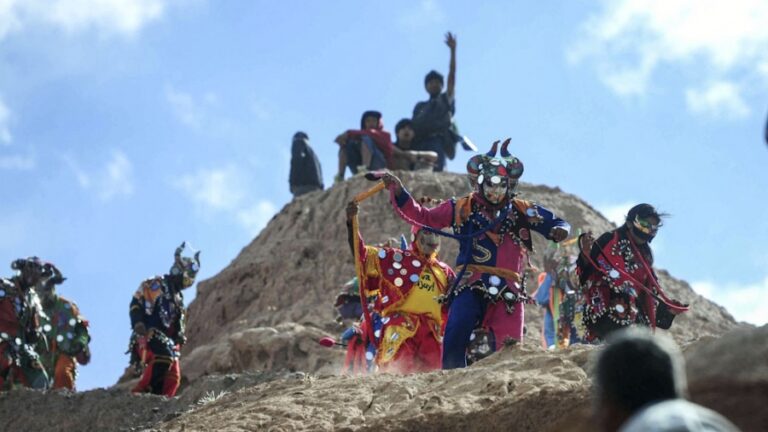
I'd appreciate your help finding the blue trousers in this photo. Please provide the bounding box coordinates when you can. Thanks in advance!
[442,289,487,369]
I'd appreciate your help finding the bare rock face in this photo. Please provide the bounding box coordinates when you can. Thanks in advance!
[182,171,740,377]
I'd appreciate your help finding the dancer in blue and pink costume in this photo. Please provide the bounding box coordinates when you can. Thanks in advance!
[381,139,571,368]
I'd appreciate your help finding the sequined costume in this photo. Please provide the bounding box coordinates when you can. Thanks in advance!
[386,140,571,368]
[129,242,199,396]
[576,221,686,342]
[0,258,49,390]
[37,294,91,390]
[534,249,584,349]
[350,220,455,373]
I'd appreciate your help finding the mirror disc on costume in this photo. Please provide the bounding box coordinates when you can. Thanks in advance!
[488,287,499,296]
[609,269,620,279]
[387,269,394,275]
[526,208,536,217]
[67,332,74,339]
[374,330,381,338]
[412,260,421,268]
[615,304,625,313]
[0,332,7,339]
[68,318,77,326]
[64,303,71,309]
[469,332,476,341]
[365,351,374,361]
[382,317,390,324]
[56,335,64,343]
[490,176,501,185]
[477,174,484,185]
[409,274,419,283]
[478,164,483,170]
[393,253,403,262]
[382,295,389,303]
[0,289,5,296]
[15,337,22,345]
[378,249,387,259]
[400,269,407,276]
[490,159,500,166]
[391,332,399,341]
[394,278,403,287]
[43,324,52,332]
[393,262,402,269]
[504,292,515,300]
[489,275,501,286]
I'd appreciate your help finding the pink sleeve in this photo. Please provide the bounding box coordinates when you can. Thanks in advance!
[389,187,454,229]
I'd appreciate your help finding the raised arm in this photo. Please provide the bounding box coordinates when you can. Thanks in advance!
[445,32,457,100]
[382,172,454,229]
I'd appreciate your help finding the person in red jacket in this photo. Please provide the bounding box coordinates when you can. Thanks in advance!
[334,110,394,183]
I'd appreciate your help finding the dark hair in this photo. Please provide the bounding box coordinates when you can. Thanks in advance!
[360,110,382,129]
[626,203,668,224]
[395,118,413,134]
[594,328,686,413]
[424,70,444,86]
[293,131,308,141]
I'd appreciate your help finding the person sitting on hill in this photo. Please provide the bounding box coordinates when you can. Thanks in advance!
[390,119,438,171]
[593,328,740,432]
[576,204,688,343]
[334,110,394,183]
[289,131,324,198]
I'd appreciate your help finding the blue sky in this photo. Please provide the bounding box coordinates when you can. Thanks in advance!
[1,1,766,391]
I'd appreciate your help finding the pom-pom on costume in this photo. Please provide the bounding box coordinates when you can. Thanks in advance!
[0,257,49,390]
[386,139,571,368]
[36,264,91,390]
[348,186,455,373]
[576,206,688,342]
[129,242,199,396]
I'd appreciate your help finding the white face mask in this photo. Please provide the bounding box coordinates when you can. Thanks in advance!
[483,183,508,204]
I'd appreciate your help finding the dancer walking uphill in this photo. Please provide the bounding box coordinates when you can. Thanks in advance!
[576,204,688,342]
[382,139,571,368]
[36,263,91,390]
[0,257,49,390]
[129,242,200,396]
[347,195,455,372]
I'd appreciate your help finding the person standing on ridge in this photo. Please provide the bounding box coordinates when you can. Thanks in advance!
[289,131,324,198]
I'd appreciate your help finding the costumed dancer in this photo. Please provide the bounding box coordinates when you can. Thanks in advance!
[533,240,583,350]
[36,263,91,390]
[331,276,376,375]
[381,139,571,369]
[346,186,455,373]
[0,257,49,390]
[576,204,688,342]
[128,242,200,396]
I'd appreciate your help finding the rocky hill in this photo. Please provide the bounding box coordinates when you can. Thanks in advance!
[2,171,761,432]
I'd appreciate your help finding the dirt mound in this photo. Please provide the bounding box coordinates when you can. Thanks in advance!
[181,171,739,377]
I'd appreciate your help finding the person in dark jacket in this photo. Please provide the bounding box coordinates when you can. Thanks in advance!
[289,132,324,197]
[334,111,394,182]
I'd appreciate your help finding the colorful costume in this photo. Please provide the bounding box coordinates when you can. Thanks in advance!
[129,242,200,396]
[534,244,584,349]
[350,213,455,373]
[576,209,687,342]
[387,140,571,368]
[36,266,91,390]
[0,258,49,390]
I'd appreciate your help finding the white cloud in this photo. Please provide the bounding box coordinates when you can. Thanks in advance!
[164,86,223,129]
[174,165,277,236]
[174,166,245,211]
[685,81,750,118]
[0,98,12,145]
[596,202,635,227]
[398,0,445,29]
[237,201,277,236]
[691,276,768,325]
[100,149,133,200]
[0,0,168,41]
[62,150,134,200]
[0,154,34,170]
[571,0,768,110]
